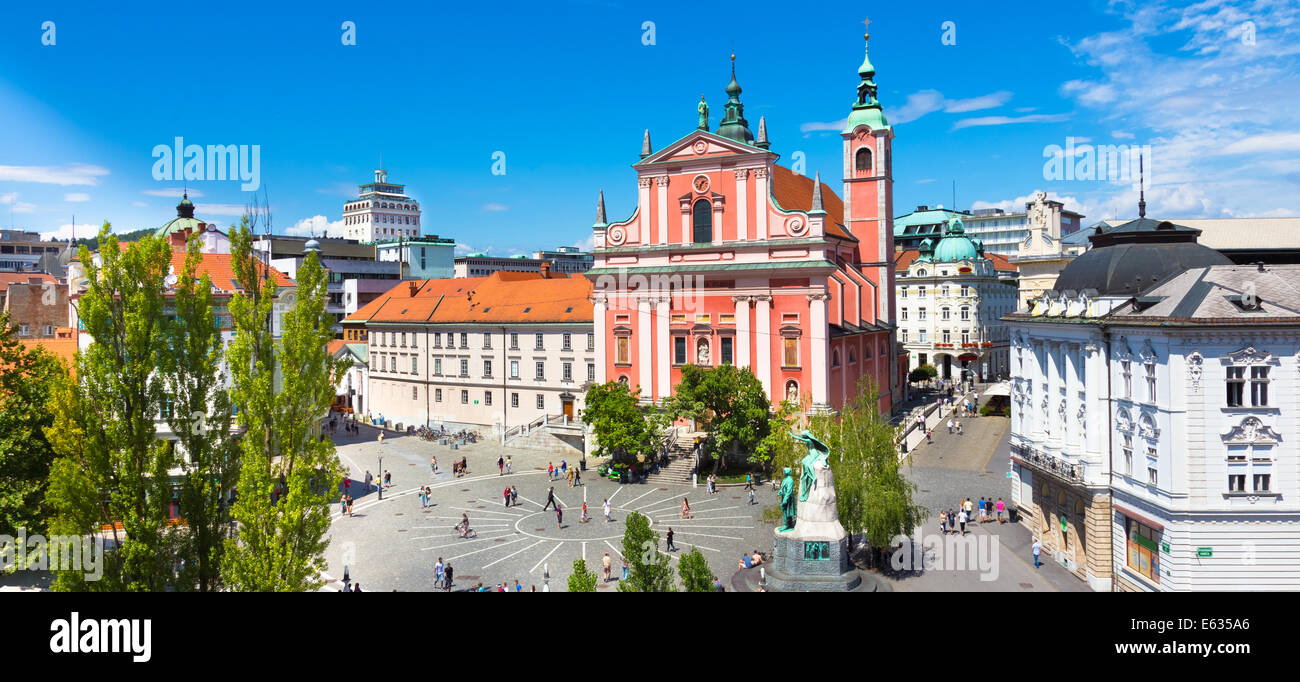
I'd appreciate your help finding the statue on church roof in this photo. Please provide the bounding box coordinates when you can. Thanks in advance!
[698,95,709,130]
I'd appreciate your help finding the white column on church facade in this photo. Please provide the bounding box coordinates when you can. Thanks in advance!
[655,297,670,400]
[1065,343,1079,451]
[637,177,651,243]
[734,169,749,241]
[593,294,607,382]
[754,168,769,240]
[809,293,829,407]
[733,295,751,369]
[656,176,669,245]
[637,297,652,394]
[681,202,691,244]
[754,295,772,397]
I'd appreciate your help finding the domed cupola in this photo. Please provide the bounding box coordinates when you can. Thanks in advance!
[932,216,980,262]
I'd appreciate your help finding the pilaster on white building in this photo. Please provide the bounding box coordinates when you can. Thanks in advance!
[342,168,422,243]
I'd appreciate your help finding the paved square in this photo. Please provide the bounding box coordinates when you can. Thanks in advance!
[322,425,776,591]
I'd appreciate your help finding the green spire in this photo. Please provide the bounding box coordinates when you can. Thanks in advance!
[716,53,755,144]
[844,25,889,133]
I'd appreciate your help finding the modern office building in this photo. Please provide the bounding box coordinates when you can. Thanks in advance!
[894,195,1084,257]
[532,246,594,275]
[376,235,456,279]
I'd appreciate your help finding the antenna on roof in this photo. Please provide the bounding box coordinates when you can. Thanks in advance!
[952,180,956,212]
[1138,150,1147,219]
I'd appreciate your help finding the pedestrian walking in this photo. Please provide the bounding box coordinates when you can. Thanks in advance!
[505,456,512,475]
[365,470,373,492]
[444,563,454,591]
[547,462,554,480]
[603,498,611,522]
[573,467,581,486]
[947,419,953,434]
[430,456,437,474]
[978,497,986,522]
[560,460,567,478]
[384,470,391,489]
[1032,538,1042,568]
[926,428,933,444]
[940,509,948,535]
[498,456,504,476]
[748,487,755,505]
[996,497,1006,523]
[957,509,967,535]
[602,552,612,581]
[503,487,511,507]
[419,488,426,509]
[681,497,692,519]
[580,501,589,523]
[377,431,384,445]
[621,559,629,581]
[510,486,519,507]
[434,557,444,589]
[956,420,963,435]
[555,504,563,530]
[543,487,557,511]
[666,527,676,551]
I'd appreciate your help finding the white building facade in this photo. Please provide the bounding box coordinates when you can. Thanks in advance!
[342,168,422,243]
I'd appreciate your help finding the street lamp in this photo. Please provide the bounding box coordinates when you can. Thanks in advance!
[377,455,383,501]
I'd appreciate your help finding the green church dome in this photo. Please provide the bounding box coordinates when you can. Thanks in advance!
[931,217,980,262]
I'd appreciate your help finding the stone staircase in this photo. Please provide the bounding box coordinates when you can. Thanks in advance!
[643,430,702,484]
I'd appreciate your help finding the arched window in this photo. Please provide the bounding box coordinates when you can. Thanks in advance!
[855,147,873,173]
[692,199,712,243]
[832,349,841,367]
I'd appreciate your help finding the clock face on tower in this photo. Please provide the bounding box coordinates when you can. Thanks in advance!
[693,175,710,193]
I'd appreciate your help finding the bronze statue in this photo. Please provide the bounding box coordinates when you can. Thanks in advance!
[794,429,830,502]
[777,467,795,531]
[698,95,709,130]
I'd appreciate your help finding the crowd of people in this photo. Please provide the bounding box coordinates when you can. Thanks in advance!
[939,496,1007,535]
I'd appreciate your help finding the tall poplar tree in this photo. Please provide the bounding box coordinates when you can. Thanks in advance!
[44,225,176,591]
[223,215,346,591]
[162,236,236,591]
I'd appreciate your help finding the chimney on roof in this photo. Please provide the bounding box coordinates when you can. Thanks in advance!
[408,281,418,297]
[918,205,928,211]
[540,261,552,279]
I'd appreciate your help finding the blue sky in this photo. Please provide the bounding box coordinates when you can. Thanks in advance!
[1,0,1297,255]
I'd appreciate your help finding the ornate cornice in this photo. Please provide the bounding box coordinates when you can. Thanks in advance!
[1222,416,1281,445]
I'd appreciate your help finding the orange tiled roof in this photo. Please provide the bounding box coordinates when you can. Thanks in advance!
[345,272,592,325]
[770,165,854,241]
[0,272,56,293]
[169,252,294,290]
[21,336,79,378]
[326,339,348,356]
[894,248,1019,273]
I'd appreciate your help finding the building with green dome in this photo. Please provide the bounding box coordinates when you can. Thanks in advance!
[895,216,1019,382]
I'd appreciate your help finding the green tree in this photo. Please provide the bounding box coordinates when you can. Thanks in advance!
[617,511,675,592]
[908,364,937,384]
[677,546,713,592]
[664,364,771,471]
[583,381,656,466]
[44,225,177,591]
[223,214,347,591]
[0,310,68,542]
[162,236,237,592]
[567,558,598,592]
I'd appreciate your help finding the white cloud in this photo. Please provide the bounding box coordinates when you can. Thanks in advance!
[571,233,596,252]
[142,188,203,198]
[0,163,109,186]
[39,222,99,241]
[951,113,1070,130]
[64,193,91,202]
[799,119,846,134]
[198,204,253,216]
[801,90,1013,131]
[971,190,1091,218]
[285,214,345,238]
[481,202,509,212]
[455,243,493,256]
[1054,0,1300,218]
[132,201,149,207]
[916,178,936,184]
[0,192,36,213]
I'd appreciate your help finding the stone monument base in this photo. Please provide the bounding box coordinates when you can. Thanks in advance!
[765,529,862,592]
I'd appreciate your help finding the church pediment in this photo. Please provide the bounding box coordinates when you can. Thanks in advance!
[635,129,768,167]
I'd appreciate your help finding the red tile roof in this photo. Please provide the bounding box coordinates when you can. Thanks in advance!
[345,272,592,324]
[770,165,855,241]
[894,248,1019,273]
[169,252,294,290]
[20,336,79,378]
[0,273,56,293]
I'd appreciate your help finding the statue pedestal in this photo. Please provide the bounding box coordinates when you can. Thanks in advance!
[767,464,862,592]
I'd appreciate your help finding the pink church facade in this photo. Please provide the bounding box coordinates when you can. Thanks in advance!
[586,34,901,414]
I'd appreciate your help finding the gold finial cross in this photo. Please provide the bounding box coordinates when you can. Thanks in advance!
[863,16,871,39]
